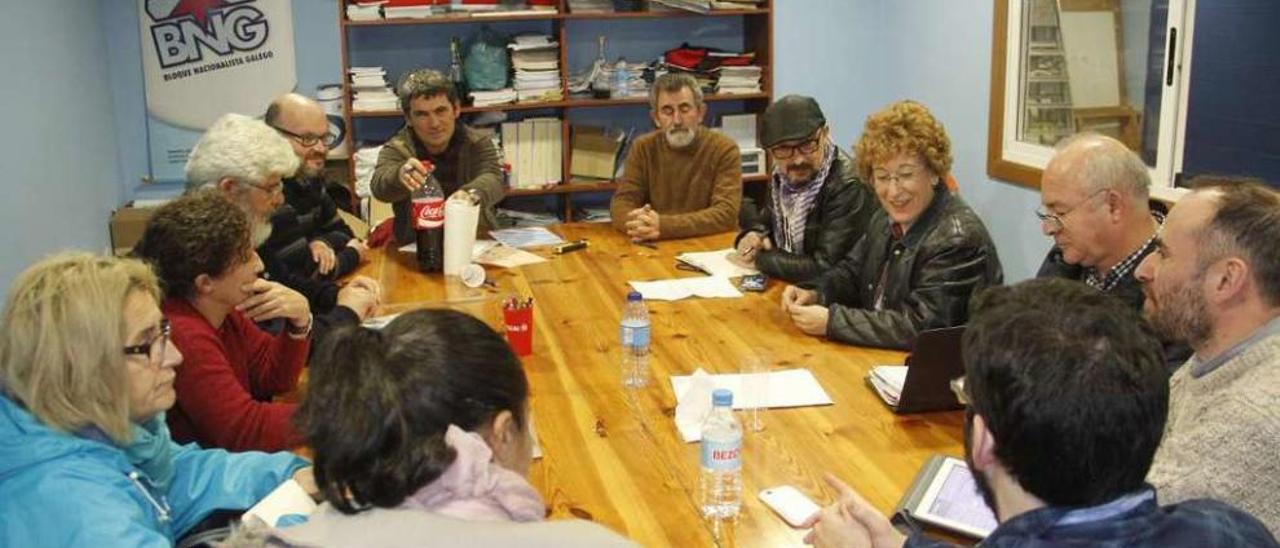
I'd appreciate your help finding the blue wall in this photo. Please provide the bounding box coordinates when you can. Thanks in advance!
[0,2,123,293]
[4,1,1053,296]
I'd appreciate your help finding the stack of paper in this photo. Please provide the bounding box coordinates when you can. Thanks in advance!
[469,88,517,107]
[496,208,560,227]
[716,65,762,95]
[567,0,613,13]
[346,1,386,21]
[867,365,908,406]
[628,277,743,301]
[672,368,833,442]
[489,226,565,248]
[452,0,499,11]
[675,248,759,278]
[349,67,397,112]
[383,0,438,18]
[711,0,763,8]
[510,35,562,104]
[500,117,561,189]
[651,0,711,14]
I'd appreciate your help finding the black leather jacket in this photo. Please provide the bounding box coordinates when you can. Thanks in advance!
[815,191,1003,349]
[735,148,880,283]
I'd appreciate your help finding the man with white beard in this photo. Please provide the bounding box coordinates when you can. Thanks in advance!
[185,113,379,342]
[609,73,742,241]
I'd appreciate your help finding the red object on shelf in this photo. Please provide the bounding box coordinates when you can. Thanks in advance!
[528,0,557,5]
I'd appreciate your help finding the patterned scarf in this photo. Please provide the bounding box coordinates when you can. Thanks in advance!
[771,142,837,253]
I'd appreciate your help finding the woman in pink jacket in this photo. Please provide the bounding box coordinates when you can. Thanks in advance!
[252,309,631,547]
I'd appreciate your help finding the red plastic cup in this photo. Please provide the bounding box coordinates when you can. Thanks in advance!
[503,305,534,357]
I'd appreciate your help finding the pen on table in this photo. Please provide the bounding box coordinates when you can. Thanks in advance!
[554,239,589,254]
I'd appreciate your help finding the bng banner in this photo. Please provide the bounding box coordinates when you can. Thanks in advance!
[138,0,296,182]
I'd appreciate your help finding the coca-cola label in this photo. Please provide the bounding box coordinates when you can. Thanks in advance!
[412,198,445,230]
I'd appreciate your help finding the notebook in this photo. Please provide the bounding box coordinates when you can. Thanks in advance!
[866,326,966,414]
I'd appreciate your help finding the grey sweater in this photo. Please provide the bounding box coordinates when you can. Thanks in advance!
[1148,330,1280,533]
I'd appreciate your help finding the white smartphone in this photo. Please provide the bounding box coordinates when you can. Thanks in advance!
[758,485,821,528]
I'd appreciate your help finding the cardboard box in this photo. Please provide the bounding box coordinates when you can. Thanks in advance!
[570,126,624,180]
[109,206,158,256]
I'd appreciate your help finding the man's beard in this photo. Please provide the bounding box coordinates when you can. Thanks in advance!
[298,152,326,180]
[1148,278,1212,348]
[665,126,696,148]
[252,220,273,247]
[784,163,816,184]
[235,196,275,247]
[964,409,1000,518]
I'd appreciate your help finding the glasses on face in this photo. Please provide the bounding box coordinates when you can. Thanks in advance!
[123,319,170,365]
[271,125,334,148]
[770,136,822,160]
[240,179,284,198]
[872,165,924,189]
[1035,188,1109,232]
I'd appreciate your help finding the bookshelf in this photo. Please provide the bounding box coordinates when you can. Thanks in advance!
[337,0,773,221]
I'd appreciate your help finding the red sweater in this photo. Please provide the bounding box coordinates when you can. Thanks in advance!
[163,298,309,452]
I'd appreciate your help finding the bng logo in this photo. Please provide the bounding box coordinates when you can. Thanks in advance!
[146,0,270,69]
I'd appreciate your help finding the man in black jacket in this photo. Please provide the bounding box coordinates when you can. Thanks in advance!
[733,95,879,283]
[260,93,380,337]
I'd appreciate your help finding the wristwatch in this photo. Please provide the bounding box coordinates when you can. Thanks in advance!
[286,313,313,338]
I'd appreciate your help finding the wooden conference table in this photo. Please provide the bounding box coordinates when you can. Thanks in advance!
[353,223,964,547]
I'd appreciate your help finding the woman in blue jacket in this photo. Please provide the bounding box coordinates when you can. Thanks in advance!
[0,253,312,546]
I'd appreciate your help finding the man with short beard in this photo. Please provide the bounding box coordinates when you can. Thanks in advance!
[802,279,1276,548]
[609,73,741,241]
[732,95,878,283]
[1135,177,1280,532]
[263,93,368,280]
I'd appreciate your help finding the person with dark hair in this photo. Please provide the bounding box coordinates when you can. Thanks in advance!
[133,190,311,452]
[782,101,1001,349]
[244,309,632,546]
[732,95,880,283]
[259,93,381,335]
[1136,177,1280,531]
[370,69,504,245]
[802,278,1276,547]
[609,72,742,241]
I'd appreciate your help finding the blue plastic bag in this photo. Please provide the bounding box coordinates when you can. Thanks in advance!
[464,26,510,91]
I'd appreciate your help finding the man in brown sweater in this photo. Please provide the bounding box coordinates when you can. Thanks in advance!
[371,69,504,244]
[610,73,741,241]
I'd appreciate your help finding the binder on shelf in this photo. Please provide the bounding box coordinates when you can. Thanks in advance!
[500,121,519,187]
[517,120,535,189]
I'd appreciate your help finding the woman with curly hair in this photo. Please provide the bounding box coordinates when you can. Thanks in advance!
[781,100,1003,349]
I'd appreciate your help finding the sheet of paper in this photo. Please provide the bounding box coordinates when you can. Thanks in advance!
[674,368,717,442]
[671,368,834,411]
[489,227,565,248]
[398,240,500,261]
[676,248,759,278]
[629,276,743,301]
[243,479,317,528]
[868,365,908,406]
[475,245,547,268]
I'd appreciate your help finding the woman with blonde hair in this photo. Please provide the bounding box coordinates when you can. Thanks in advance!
[781,100,1003,349]
[0,253,311,546]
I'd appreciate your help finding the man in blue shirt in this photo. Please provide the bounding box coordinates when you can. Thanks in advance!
[803,278,1276,548]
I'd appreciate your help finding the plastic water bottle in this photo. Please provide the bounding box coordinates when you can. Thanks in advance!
[612,58,630,99]
[620,291,650,388]
[700,389,743,519]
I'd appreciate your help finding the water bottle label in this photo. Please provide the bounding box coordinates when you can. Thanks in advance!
[620,324,650,348]
[700,437,741,471]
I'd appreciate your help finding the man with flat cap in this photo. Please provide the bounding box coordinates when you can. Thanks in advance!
[733,95,879,283]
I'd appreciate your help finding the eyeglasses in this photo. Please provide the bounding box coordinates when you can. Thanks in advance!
[271,125,334,148]
[872,165,924,188]
[123,319,170,365]
[770,136,823,160]
[1035,188,1109,232]
[240,180,284,197]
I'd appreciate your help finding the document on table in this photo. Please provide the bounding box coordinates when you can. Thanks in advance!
[475,244,547,268]
[629,276,743,301]
[675,248,759,278]
[671,368,834,442]
[243,479,317,528]
[398,240,500,259]
[868,365,908,406]
[489,227,565,248]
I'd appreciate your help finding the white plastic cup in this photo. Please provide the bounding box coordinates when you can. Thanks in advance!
[460,264,486,288]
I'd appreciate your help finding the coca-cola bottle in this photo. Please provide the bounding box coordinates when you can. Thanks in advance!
[410,168,445,272]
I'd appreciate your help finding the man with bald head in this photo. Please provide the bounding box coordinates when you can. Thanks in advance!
[259,93,380,333]
[1136,177,1280,532]
[1036,133,1188,365]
